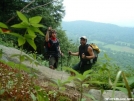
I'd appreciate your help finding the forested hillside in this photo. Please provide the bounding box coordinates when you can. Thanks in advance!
[62,20,134,68]
[62,20,134,43]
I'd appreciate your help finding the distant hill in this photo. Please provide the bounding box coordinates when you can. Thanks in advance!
[61,20,134,44]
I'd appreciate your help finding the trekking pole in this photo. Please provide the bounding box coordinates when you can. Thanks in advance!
[61,54,62,70]
[67,53,71,67]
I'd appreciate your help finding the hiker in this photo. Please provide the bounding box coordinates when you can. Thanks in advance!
[69,36,95,75]
[45,27,63,69]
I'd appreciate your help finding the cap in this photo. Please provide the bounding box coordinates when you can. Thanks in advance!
[50,29,57,35]
[51,29,56,33]
[80,36,87,40]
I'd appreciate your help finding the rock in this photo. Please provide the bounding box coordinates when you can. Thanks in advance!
[89,89,129,101]
[88,89,104,101]
[0,45,74,87]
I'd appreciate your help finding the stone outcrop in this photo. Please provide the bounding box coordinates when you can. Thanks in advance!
[0,45,73,86]
[88,89,130,101]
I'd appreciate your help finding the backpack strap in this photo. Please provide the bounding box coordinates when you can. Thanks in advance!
[78,44,89,58]
[47,38,59,48]
[89,43,100,64]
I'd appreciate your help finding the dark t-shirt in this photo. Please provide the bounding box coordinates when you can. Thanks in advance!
[45,38,59,57]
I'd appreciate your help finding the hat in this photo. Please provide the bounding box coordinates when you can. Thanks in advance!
[51,29,56,33]
[80,36,87,40]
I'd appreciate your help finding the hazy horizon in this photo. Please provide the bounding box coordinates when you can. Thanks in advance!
[63,0,134,27]
[62,20,134,28]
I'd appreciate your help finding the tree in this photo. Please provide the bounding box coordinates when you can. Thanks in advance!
[24,0,65,28]
[0,0,27,25]
[23,0,65,54]
[0,0,65,54]
[0,0,65,27]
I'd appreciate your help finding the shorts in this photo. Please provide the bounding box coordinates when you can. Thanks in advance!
[73,61,92,74]
[49,56,58,68]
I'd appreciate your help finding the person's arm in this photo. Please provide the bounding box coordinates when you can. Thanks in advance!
[45,27,51,42]
[58,46,63,56]
[82,46,95,59]
[69,51,79,56]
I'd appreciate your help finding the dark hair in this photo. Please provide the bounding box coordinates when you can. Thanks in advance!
[50,29,56,33]
[49,29,56,37]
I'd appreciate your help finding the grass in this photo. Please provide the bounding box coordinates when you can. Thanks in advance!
[103,44,134,54]
[115,41,134,46]
[90,40,105,45]
[90,40,134,54]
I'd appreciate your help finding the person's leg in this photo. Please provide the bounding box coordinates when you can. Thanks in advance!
[71,62,80,76]
[80,64,92,74]
[49,56,56,69]
[54,57,58,69]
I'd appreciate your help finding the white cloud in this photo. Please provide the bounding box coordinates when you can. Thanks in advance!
[63,0,134,27]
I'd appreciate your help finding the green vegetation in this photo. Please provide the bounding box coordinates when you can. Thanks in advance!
[103,44,134,54]
[0,1,134,100]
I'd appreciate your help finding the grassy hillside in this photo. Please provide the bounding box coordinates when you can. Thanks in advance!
[91,40,134,54]
[104,44,134,54]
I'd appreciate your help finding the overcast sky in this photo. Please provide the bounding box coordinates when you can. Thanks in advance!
[62,0,134,27]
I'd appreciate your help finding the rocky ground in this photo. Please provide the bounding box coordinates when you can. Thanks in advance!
[0,45,130,101]
[0,45,93,101]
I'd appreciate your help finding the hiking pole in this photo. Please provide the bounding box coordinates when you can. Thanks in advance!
[67,53,71,67]
[61,54,62,71]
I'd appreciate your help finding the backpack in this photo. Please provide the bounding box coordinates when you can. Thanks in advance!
[89,43,100,64]
[78,43,100,64]
[43,38,60,60]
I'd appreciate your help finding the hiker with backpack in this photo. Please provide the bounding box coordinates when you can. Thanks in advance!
[45,27,63,69]
[68,36,95,75]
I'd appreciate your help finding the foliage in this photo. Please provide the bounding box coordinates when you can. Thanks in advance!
[0,0,27,25]
[0,11,44,49]
[101,48,134,68]
[51,79,70,91]
[90,54,120,90]
[64,67,100,101]
[26,0,65,55]
[24,0,65,28]
[0,0,65,55]
[0,11,47,100]
[0,62,38,100]
[109,71,134,99]
[56,28,79,69]
[0,11,45,83]
[0,60,80,100]
[0,11,83,101]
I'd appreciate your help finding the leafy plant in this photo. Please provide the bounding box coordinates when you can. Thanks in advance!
[109,70,134,100]
[0,49,3,59]
[0,11,47,100]
[0,11,44,64]
[51,79,70,91]
[64,67,100,101]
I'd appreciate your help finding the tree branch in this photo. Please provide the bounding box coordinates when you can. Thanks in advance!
[25,0,57,13]
[6,0,35,24]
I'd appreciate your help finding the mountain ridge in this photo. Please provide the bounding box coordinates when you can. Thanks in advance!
[61,20,134,44]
